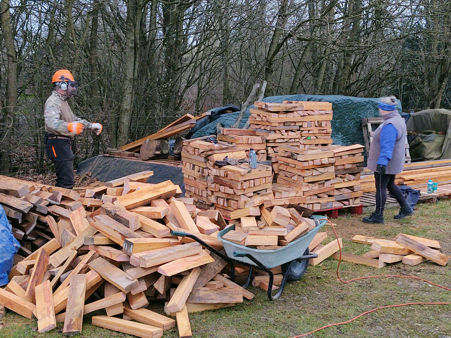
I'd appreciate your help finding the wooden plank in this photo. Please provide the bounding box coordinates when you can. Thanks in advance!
[0,179,29,197]
[89,245,129,262]
[379,253,404,264]
[35,280,56,333]
[137,214,171,238]
[192,254,227,289]
[92,315,163,337]
[196,215,220,235]
[116,180,178,209]
[50,250,77,289]
[68,207,90,235]
[127,291,149,310]
[0,192,33,212]
[0,288,35,319]
[102,203,141,231]
[53,270,102,314]
[124,306,175,330]
[395,234,448,266]
[169,199,199,233]
[395,233,440,249]
[123,237,179,255]
[332,252,385,268]
[245,235,278,247]
[6,279,26,298]
[158,251,215,277]
[187,287,243,304]
[213,274,254,300]
[89,257,139,293]
[62,275,86,334]
[284,222,309,243]
[25,248,49,302]
[310,239,342,266]
[104,283,124,316]
[44,215,60,245]
[94,214,142,241]
[55,251,95,294]
[308,232,327,251]
[175,306,192,338]
[402,254,424,266]
[371,240,411,255]
[132,206,168,219]
[166,268,201,313]
[130,242,202,268]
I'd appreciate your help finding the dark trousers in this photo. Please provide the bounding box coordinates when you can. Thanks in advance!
[374,172,409,215]
[45,136,75,188]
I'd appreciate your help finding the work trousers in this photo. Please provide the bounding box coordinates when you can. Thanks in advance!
[374,172,409,215]
[45,136,75,189]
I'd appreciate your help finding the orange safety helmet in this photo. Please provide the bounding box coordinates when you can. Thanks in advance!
[52,69,75,83]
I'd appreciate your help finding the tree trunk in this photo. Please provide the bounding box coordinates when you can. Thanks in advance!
[0,0,18,174]
[117,0,139,147]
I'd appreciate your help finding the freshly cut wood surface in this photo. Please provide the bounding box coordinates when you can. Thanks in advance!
[310,239,342,266]
[402,254,424,266]
[0,288,36,319]
[35,280,56,333]
[63,274,86,335]
[25,248,49,302]
[123,237,179,255]
[124,307,175,330]
[396,234,448,266]
[116,180,178,209]
[187,287,243,304]
[104,283,124,316]
[166,268,201,313]
[333,252,385,268]
[130,242,202,268]
[92,315,163,338]
[175,306,192,338]
[88,257,139,293]
[158,251,215,277]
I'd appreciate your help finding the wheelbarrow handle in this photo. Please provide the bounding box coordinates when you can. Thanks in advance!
[171,230,189,237]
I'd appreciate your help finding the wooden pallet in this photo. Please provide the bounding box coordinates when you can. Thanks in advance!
[313,204,363,219]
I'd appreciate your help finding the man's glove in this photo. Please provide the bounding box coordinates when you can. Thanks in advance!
[67,122,84,135]
[91,123,103,135]
[376,164,386,175]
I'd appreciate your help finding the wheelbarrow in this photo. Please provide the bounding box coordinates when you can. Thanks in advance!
[170,215,327,300]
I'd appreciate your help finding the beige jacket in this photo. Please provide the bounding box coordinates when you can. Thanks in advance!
[44,91,92,138]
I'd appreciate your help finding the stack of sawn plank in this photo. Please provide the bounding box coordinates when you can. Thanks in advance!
[248,100,333,166]
[217,128,267,161]
[0,172,259,337]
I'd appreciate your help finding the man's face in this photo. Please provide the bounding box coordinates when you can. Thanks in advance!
[66,81,78,96]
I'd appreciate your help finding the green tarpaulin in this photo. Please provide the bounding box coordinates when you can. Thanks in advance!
[407,109,451,160]
[190,94,402,147]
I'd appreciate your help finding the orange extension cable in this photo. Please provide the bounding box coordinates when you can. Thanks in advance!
[293,219,450,337]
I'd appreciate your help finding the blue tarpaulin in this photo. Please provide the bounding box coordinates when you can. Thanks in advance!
[0,205,20,286]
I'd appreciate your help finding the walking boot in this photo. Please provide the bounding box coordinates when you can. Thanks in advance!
[362,212,384,224]
[394,206,413,219]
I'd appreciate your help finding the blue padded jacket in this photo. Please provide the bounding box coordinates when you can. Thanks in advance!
[377,123,398,166]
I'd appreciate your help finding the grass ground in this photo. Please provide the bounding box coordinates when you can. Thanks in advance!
[1,200,450,337]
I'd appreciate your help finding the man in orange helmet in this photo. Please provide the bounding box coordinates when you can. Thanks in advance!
[44,69,103,188]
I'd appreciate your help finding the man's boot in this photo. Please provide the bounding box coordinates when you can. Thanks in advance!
[394,206,413,219]
[362,212,384,224]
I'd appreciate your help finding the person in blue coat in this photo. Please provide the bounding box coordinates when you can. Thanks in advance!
[363,96,413,224]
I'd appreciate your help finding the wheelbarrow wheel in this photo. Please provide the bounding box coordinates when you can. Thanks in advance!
[282,248,310,282]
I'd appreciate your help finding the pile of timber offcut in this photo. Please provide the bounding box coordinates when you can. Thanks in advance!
[248,101,333,164]
[329,144,365,207]
[217,128,267,161]
[274,146,336,210]
[346,234,448,268]
[181,139,246,206]
[209,163,273,219]
[0,173,258,337]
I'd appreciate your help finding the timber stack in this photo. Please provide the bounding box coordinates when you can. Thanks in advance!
[181,139,246,207]
[217,128,267,161]
[329,144,365,207]
[0,173,260,337]
[274,146,336,210]
[248,100,333,168]
[209,163,273,219]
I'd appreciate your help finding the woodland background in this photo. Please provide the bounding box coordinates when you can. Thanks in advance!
[0,0,449,175]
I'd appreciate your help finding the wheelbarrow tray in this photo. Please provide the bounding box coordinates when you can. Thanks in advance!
[218,216,326,269]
